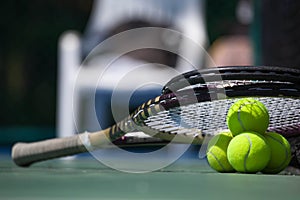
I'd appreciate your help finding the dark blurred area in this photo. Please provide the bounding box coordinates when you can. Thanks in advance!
[1,0,300,144]
[0,0,92,144]
[0,1,92,125]
[259,0,300,67]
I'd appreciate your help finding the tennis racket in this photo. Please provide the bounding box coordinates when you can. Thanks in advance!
[12,66,300,167]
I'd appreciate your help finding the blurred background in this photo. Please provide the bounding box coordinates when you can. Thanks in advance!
[1,0,300,147]
[0,0,92,145]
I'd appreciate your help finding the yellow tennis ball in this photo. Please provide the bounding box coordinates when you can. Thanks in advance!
[206,131,235,172]
[262,132,291,174]
[227,132,271,173]
[226,98,269,136]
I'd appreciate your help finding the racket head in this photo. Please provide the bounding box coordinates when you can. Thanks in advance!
[114,66,300,158]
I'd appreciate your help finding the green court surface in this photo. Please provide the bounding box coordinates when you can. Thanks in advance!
[1,147,300,200]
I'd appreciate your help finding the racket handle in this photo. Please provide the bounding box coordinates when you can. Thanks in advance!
[12,134,87,167]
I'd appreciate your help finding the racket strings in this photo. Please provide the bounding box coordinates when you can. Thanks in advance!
[112,92,300,141]
[267,98,300,135]
[144,97,300,138]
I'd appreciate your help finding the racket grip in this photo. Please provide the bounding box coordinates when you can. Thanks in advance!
[12,134,87,167]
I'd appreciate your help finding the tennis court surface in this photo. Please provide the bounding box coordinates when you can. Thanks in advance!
[1,146,300,200]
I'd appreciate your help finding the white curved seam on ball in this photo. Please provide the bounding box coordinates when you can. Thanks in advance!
[244,134,252,172]
[237,103,248,131]
[207,151,226,171]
